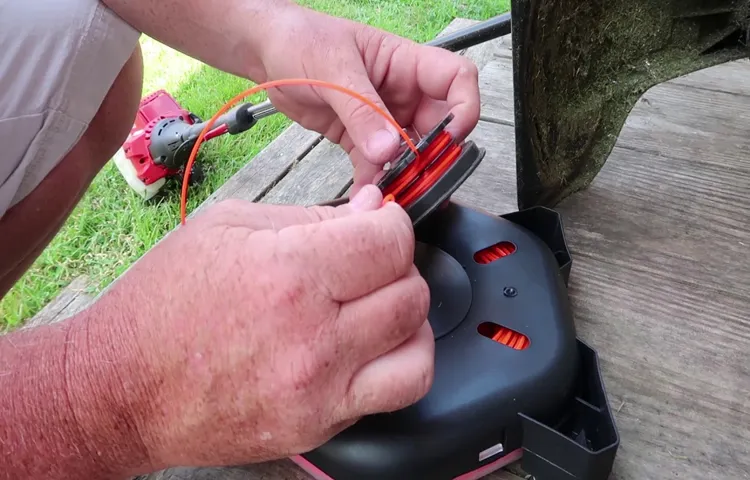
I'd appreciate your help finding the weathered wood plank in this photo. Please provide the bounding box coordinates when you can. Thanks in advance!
[478,60,514,125]
[196,123,322,209]
[566,146,750,297]
[135,461,310,480]
[22,276,93,329]
[617,80,750,167]
[261,139,352,205]
[670,58,750,97]
[477,56,750,157]
[452,120,517,212]
[553,155,750,479]
[433,17,513,68]
[551,75,750,480]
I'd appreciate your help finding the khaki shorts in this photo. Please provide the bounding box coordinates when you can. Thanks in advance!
[0,0,140,218]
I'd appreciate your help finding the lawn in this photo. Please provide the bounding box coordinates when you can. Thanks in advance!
[0,0,506,329]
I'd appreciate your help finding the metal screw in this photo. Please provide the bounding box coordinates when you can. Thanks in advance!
[503,286,517,297]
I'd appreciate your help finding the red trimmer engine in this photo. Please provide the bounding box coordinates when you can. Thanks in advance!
[113,89,277,200]
[126,91,197,184]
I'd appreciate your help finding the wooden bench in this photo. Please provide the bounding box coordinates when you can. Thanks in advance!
[27,17,750,480]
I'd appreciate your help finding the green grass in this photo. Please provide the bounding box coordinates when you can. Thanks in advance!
[0,0,506,329]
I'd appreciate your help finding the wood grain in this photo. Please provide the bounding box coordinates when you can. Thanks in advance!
[477,57,750,160]
[478,60,515,126]
[669,58,750,96]
[261,138,353,205]
[136,462,526,480]
[554,144,750,480]
[431,17,513,68]
[196,123,322,210]
[134,461,313,480]
[616,80,750,168]
[452,119,517,213]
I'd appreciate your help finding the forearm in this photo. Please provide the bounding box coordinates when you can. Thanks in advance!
[0,310,154,479]
[101,0,299,81]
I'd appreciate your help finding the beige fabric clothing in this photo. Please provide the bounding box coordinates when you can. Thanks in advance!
[0,0,140,218]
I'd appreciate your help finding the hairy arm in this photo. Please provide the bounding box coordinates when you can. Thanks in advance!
[100,0,299,81]
[0,309,154,479]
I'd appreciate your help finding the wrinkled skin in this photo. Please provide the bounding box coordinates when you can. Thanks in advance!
[2,2,481,477]
[255,7,481,193]
[76,186,434,469]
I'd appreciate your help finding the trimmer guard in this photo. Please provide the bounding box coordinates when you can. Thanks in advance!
[292,202,620,480]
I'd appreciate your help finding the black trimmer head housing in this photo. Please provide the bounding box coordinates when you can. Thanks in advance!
[302,113,620,480]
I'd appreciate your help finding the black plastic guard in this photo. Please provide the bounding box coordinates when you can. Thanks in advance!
[501,207,619,479]
[500,206,572,286]
[519,340,620,480]
[501,206,620,480]
[301,202,620,480]
[314,162,619,480]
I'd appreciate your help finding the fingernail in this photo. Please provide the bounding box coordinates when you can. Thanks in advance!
[366,129,399,162]
[349,184,382,211]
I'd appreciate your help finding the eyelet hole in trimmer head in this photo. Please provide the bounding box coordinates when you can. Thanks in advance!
[376,113,486,226]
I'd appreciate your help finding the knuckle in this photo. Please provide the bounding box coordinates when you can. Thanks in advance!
[390,277,430,340]
[343,92,379,123]
[304,205,338,223]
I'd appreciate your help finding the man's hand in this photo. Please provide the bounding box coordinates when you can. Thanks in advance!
[255,6,481,193]
[1,186,433,478]
[121,186,433,467]
[101,0,481,195]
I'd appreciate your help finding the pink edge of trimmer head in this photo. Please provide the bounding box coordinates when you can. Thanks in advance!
[289,448,524,480]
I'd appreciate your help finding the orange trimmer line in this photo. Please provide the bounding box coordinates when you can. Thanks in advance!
[179,78,420,224]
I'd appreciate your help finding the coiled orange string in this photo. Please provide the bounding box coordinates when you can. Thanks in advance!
[474,242,517,264]
[179,79,420,225]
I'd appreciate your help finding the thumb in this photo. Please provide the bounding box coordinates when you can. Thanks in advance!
[322,65,401,167]
[340,184,384,213]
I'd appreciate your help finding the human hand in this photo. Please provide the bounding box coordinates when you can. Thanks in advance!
[253,5,481,194]
[81,186,433,469]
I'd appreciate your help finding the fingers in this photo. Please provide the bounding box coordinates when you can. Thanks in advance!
[276,201,415,302]
[375,41,479,142]
[335,265,429,366]
[317,46,402,171]
[333,130,386,197]
[339,320,435,419]
[413,46,481,141]
[341,184,383,212]
[350,151,387,196]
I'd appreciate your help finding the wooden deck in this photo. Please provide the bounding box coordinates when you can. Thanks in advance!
[29,18,750,480]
